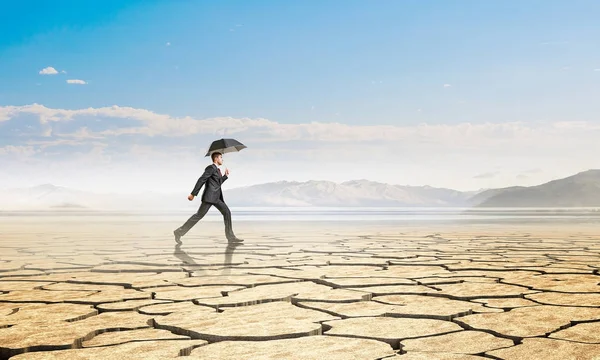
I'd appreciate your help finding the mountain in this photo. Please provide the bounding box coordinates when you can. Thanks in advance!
[476,170,600,207]
[0,184,178,211]
[50,203,88,209]
[0,184,89,210]
[0,180,481,210]
[466,186,524,206]
[224,180,479,207]
[2,170,600,210]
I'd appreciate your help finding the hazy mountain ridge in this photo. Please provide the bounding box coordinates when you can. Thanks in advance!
[0,180,481,210]
[1,170,599,210]
[467,186,525,206]
[226,179,483,207]
[0,184,179,211]
[476,169,600,207]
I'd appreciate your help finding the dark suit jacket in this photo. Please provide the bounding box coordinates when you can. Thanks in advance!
[191,164,228,204]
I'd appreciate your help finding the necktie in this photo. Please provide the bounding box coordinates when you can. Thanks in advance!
[217,168,222,177]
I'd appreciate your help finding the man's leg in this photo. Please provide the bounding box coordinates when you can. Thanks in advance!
[213,199,242,242]
[174,202,212,243]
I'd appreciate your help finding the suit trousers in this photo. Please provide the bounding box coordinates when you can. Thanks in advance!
[177,199,234,238]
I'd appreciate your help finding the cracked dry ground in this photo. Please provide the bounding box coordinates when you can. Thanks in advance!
[1,220,600,359]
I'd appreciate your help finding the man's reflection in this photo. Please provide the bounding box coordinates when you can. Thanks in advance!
[222,242,241,275]
[173,242,241,274]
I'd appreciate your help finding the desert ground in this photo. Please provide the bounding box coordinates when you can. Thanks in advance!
[1,214,600,359]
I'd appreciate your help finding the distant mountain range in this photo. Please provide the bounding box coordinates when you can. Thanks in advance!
[225,180,482,207]
[474,169,600,207]
[1,170,600,210]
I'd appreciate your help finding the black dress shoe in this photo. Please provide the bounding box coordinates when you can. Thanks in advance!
[174,230,182,245]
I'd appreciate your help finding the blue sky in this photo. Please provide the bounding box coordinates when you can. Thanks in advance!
[1,1,600,192]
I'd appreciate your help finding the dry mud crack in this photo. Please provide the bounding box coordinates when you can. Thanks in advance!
[1,222,600,359]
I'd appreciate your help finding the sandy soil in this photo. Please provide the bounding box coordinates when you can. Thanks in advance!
[1,215,600,359]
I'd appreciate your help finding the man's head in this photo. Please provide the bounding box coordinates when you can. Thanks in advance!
[211,152,223,165]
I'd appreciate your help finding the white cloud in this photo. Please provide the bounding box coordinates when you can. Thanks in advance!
[0,145,37,157]
[594,69,600,72]
[443,84,451,88]
[61,70,67,74]
[1,103,600,192]
[0,107,17,122]
[473,172,499,179]
[66,79,87,85]
[56,127,104,140]
[24,138,90,148]
[42,127,53,137]
[39,67,58,75]
[521,168,543,174]
[0,103,598,147]
[166,42,171,46]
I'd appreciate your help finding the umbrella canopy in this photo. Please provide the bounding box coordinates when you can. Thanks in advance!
[205,138,247,157]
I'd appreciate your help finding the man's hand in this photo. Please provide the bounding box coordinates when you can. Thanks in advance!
[225,168,230,176]
[187,194,195,201]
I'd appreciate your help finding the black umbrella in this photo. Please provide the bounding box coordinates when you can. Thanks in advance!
[205,138,247,157]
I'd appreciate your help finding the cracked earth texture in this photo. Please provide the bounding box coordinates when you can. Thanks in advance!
[1,218,600,359]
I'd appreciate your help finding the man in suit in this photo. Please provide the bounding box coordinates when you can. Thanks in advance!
[174,152,243,244]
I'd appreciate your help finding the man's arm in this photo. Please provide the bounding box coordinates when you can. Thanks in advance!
[190,165,215,196]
